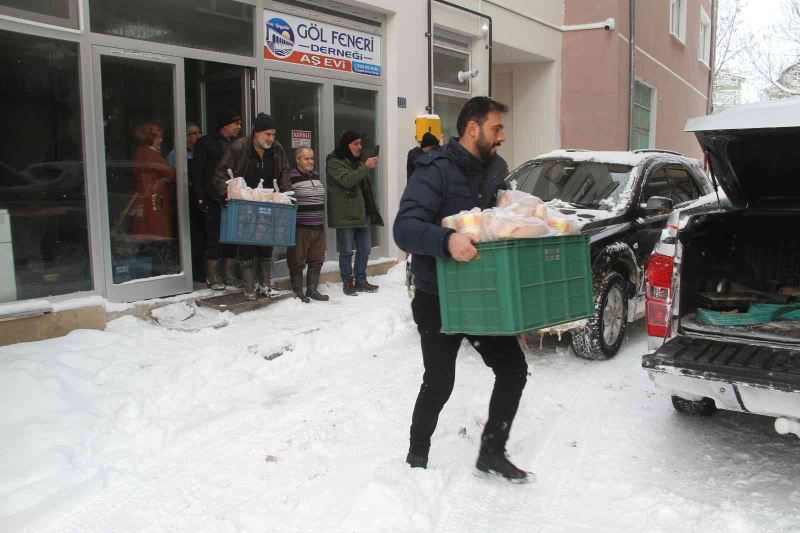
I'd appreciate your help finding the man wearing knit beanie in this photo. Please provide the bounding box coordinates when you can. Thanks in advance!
[325,130,384,295]
[406,131,440,181]
[191,109,242,290]
[213,112,290,300]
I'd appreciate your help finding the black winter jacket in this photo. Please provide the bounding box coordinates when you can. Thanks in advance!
[192,131,232,203]
[393,138,509,295]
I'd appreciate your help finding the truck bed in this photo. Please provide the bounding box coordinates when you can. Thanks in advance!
[643,335,800,392]
[680,312,800,345]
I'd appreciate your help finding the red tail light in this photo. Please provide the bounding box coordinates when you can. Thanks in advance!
[645,253,674,338]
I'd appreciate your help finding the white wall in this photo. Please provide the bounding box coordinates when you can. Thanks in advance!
[339,0,564,259]
[492,68,514,165]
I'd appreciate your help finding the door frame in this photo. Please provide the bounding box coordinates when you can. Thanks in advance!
[264,68,386,264]
[92,45,193,302]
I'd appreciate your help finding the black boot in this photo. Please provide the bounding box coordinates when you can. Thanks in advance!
[241,259,257,301]
[475,449,529,482]
[406,451,428,469]
[290,270,310,303]
[258,258,275,297]
[223,258,243,289]
[206,259,225,291]
[306,267,329,301]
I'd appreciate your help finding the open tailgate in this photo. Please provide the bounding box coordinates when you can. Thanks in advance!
[643,336,800,392]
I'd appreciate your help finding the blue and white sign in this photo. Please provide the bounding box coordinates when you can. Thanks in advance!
[264,10,382,77]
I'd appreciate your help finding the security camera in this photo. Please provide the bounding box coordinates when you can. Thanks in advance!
[604,18,615,31]
[457,69,479,83]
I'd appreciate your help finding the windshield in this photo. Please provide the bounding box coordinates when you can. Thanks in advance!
[506,159,635,210]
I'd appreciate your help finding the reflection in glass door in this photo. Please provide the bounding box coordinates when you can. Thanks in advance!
[333,85,379,246]
[97,50,190,300]
[269,77,321,264]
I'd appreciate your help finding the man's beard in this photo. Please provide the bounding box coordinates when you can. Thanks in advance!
[259,139,273,149]
[476,130,499,161]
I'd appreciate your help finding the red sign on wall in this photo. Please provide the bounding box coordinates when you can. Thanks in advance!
[291,130,312,148]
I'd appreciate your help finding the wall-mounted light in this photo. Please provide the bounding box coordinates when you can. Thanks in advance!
[458,68,480,83]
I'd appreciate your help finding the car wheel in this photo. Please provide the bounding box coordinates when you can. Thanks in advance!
[671,395,717,416]
[571,271,629,360]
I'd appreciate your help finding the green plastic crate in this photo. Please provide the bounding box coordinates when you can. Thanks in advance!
[435,235,593,335]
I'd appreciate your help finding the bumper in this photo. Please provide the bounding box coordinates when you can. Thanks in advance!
[646,367,800,419]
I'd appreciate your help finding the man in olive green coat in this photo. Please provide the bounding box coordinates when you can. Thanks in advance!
[326,130,384,295]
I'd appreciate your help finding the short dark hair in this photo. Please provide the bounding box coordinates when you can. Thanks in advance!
[456,96,508,137]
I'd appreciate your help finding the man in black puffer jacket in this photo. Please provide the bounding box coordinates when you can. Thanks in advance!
[393,97,530,482]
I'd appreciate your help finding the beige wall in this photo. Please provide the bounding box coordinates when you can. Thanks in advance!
[486,1,564,166]
[561,0,712,158]
[355,0,565,257]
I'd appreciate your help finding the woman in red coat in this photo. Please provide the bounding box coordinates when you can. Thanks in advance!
[130,123,177,241]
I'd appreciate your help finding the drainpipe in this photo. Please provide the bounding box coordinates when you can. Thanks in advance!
[426,0,433,112]
[707,0,718,114]
[627,0,636,150]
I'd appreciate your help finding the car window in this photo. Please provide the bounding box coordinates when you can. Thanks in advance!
[640,167,671,205]
[668,166,698,204]
[507,159,634,210]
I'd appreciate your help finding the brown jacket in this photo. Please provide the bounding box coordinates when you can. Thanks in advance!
[130,145,177,240]
[212,136,290,199]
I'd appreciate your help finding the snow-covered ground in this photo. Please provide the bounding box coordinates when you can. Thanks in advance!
[1,265,799,533]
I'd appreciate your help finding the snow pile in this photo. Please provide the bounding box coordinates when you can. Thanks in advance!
[1,266,799,532]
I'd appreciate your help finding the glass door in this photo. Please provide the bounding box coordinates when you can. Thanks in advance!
[333,85,379,248]
[265,71,383,264]
[268,75,322,274]
[94,47,191,302]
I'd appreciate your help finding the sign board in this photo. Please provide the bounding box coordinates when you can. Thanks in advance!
[264,10,382,77]
[397,97,407,108]
[291,130,312,148]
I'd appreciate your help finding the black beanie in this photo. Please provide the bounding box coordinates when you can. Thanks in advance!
[253,113,278,133]
[216,109,241,129]
[335,130,362,161]
[420,132,439,149]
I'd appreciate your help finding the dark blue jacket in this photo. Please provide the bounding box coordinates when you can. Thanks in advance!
[393,138,509,295]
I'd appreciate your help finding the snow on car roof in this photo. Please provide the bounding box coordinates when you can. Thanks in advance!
[685,96,800,132]
[533,150,665,166]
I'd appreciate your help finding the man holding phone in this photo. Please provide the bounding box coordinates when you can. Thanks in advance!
[325,130,384,295]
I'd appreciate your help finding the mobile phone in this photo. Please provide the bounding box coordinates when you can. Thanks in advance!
[374,145,380,157]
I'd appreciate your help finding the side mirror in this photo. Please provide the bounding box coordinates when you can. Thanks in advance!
[644,195,673,212]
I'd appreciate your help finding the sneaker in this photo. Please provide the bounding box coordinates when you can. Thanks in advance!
[475,451,529,483]
[343,279,358,296]
[355,280,379,293]
[406,451,428,469]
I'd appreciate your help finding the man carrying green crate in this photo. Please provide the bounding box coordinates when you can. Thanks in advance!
[393,97,531,483]
[214,113,290,300]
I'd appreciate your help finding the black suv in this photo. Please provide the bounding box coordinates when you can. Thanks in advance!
[506,149,713,360]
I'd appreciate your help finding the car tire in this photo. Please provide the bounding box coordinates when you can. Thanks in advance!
[571,271,629,360]
[671,395,717,416]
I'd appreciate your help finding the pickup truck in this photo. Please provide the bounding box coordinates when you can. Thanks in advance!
[641,99,800,438]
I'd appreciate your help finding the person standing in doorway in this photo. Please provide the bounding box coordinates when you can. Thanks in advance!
[393,97,530,482]
[284,147,328,303]
[192,110,241,290]
[214,113,289,301]
[325,130,383,296]
[406,131,440,181]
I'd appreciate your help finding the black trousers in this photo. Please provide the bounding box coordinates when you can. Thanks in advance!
[203,202,237,261]
[409,290,528,456]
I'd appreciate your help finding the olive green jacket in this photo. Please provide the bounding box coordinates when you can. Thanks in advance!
[325,152,384,228]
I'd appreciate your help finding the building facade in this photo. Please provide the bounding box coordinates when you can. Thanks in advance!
[0,0,713,321]
[561,0,713,157]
